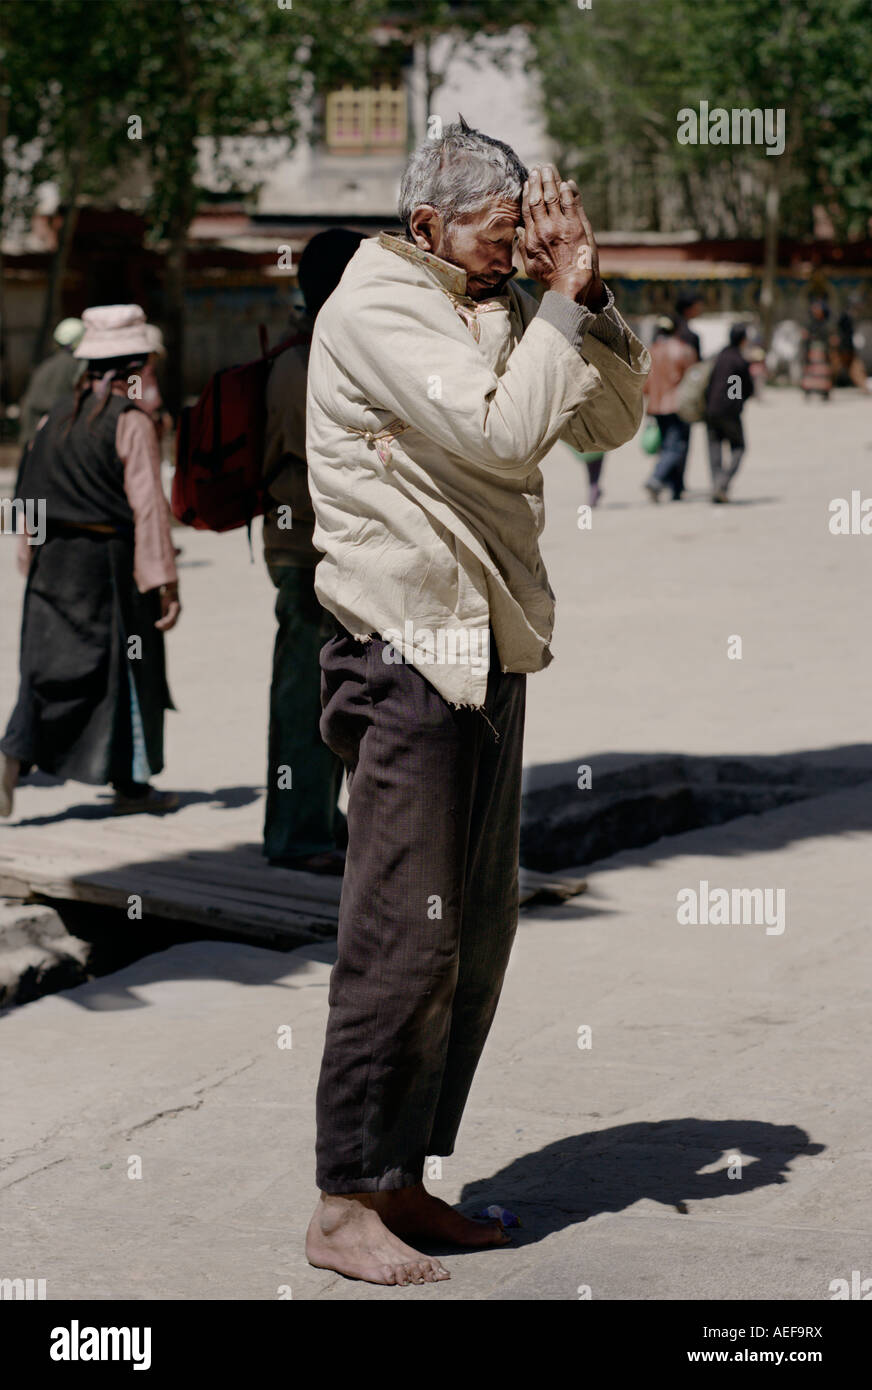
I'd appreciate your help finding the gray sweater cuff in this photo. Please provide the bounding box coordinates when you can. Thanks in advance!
[538,283,630,363]
[586,284,631,363]
[537,289,595,351]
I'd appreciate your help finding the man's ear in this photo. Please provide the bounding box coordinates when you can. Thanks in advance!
[409,205,443,253]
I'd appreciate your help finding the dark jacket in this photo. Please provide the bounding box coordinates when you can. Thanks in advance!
[19,392,139,531]
[706,345,754,419]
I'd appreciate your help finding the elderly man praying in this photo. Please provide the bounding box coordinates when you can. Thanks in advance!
[304,120,649,1286]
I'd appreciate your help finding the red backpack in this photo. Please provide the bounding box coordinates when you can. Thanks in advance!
[172,327,309,532]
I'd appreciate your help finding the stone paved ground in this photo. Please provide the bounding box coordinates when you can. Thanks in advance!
[1,389,870,1299]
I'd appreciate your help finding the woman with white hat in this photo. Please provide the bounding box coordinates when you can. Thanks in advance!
[0,304,181,817]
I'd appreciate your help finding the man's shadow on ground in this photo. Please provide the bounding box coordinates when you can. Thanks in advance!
[450,1118,823,1250]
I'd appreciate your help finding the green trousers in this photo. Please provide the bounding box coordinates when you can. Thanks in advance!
[264,563,344,860]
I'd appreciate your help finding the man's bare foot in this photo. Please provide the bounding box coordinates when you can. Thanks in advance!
[0,754,19,818]
[306,1192,451,1286]
[373,1183,512,1248]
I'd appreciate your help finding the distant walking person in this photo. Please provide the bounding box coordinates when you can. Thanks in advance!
[670,293,703,493]
[643,317,697,501]
[801,298,834,401]
[0,305,180,820]
[262,229,364,873]
[568,446,607,507]
[17,318,86,446]
[834,300,870,394]
[674,291,703,359]
[705,323,755,503]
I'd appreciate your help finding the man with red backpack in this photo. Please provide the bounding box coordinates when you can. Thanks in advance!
[261,229,365,873]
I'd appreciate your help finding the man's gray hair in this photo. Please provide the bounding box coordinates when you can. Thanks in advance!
[398,116,528,232]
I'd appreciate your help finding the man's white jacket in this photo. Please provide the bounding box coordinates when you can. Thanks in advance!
[306,232,650,709]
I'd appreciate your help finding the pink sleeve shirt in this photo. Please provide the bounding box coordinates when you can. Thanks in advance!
[115,409,178,593]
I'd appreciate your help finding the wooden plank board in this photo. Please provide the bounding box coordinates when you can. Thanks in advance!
[0,806,586,943]
[0,861,343,922]
[3,859,339,921]
[1,842,342,901]
[2,868,336,942]
[0,814,342,942]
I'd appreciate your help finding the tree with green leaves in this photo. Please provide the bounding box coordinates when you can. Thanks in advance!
[383,0,561,118]
[111,0,399,412]
[1,0,386,409]
[533,0,872,342]
[4,0,551,409]
[0,0,142,398]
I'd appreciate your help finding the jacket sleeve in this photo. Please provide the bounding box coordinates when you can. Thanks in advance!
[559,305,651,453]
[318,280,625,480]
[116,409,178,594]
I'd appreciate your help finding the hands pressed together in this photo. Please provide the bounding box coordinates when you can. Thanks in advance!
[518,163,605,310]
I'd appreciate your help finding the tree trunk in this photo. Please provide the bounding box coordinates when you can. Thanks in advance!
[159,124,198,417]
[32,117,89,366]
[32,198,81,366]
[162,207,190,419]
[760,163,781,349]
[423,36,435,122]
[159,8,196,420]
[0,87,9,413]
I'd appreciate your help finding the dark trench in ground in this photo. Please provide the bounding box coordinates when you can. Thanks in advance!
[2,750,870,1010]
[519,749,872,872]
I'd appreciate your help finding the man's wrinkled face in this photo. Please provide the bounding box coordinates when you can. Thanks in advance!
[409,198,521,301]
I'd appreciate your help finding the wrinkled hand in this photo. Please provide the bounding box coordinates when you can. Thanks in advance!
[155,581,181,631]
[518,164,604,308]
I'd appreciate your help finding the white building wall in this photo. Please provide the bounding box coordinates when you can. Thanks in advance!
[203,26,551,220]
[425,29,552,171]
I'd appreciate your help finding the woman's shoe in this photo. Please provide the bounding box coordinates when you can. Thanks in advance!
[267,849,346,876]
[112,784,179,815]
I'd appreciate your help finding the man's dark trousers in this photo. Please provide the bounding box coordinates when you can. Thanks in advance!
[315,628,526,1193]
[706,411,745,492]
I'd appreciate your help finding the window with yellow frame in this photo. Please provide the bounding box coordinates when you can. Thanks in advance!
[326,83,407,153]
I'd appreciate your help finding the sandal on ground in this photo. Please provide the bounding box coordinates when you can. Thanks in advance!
[267,849,346,876]
[112,786,180,816]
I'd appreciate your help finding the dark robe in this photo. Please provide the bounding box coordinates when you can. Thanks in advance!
[2,390,173,786]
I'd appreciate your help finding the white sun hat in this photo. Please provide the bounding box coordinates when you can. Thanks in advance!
[73,304,154,360]
[144,323,166,356]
